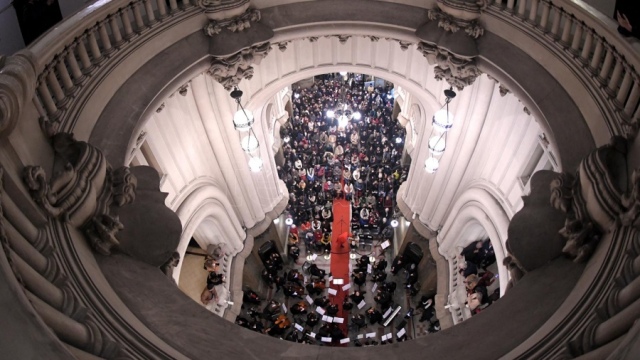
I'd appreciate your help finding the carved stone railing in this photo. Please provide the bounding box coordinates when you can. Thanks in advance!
[27,0,199,136]
[485,0,640,139]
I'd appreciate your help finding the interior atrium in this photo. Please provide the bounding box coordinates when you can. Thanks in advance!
[1,0,640,359]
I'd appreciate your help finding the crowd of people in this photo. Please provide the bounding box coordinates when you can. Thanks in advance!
[458,239,499,314]
[278,74,409,255]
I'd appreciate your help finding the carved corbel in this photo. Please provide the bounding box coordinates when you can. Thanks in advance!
[418,43,482,90]
[207,42,272,90]
[202,8,262,37]
[0,51,38,139]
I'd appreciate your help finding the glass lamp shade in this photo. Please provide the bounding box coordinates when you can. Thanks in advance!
[390,219,399,228]
[240,134,259,152]
[248,157,263,172]
[395,137,403,144]
[326,110,335,118]
[285,217,294,226]
[353,111,361,120]
[425,157,439,173]
[433,109,454,133]
[233,108,254,132]
[428,135,446,155]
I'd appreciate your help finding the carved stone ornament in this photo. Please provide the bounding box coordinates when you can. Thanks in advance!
[22,132,138,255]
[275,41,289,52]
[550,136,632,262]
[198,0,250,20]
[0,51,38,139]
[418,42,482,90]
[427,7,484,39]
[203,8,261,37]
[178,84,189,96]
[207,42,272,90]
[499,84,510,97]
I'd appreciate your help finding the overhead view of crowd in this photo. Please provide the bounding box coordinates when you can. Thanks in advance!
[278,74,408,251]
[458,239,499,314]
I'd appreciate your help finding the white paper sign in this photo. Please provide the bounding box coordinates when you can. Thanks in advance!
[295,323,304,331]
[328,288,337,296]
[358,300,366,309]
[304,276,308,283]
[371,283,378,293]
[340,338,351,344]
[306,295,314,305]
[282,304,288,313]
[381,335,388,341]
[367,264,372,273]
[342,283,352,291]
[311,254,318,261]
[381,240,390,249]
[316,307,325,315]
[321,337,332,343]
[397,328,406,337]
[333,317,344,324]
[333,278,344,285]
[366,332,376,338]
[383,308,392,319]
[357,334,364,339]
[386,333,392,339]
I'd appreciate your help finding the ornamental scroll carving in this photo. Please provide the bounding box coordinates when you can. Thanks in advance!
[418,43,481,90]
[203,8,261,37]
[207,42,272,90]
[0,51,38,139]
[22,132,137,255]
[550,136,633,262]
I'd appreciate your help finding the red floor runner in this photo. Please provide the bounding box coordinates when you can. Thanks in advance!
[330,198,351,338]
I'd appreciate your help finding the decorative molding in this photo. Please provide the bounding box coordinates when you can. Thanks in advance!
[325,35,351,44]
[275,41,289,52]
[156,103,165,113]
[418,42,481,90]
[499,84,510,97]
[203,8,261,37]
[523,106,531,115]
[178,84,189,97]
[427,8,484,39]
[207,42,272,90]
[0,51,38,139]
[307,37,319,43]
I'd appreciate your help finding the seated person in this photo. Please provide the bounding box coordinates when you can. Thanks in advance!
[373,257,388,272]
[287,269,303,284]
[309,263,326,279]
[243,288,261,304]
[283,283,304,299]
[306,312,319,327]
[353,270,366,287]
[290,301,309,315]
[207,272,225,287]
[381,281,397,294]
[314,296,330,308]
[352,313,366,329]
[374,290,393,308]
[366,307,382,324]
[263,300,281,320]
[372,270,387,283]
[350,290,366,305]
[390,254,404,275]
[326,304,339,316]
[342,298,354,311]
[288,244,300,263]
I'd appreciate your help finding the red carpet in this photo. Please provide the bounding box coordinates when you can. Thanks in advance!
[330,198,351,338]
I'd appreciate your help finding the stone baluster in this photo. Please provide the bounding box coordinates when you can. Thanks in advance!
[32,95,49,123]
[168,0,178,12]
[13,252,86,321]
[579,29,594,65]
[570,22,583,55]
[182,0,190,8]
[45,67,66,105]
[2,194,51,253]
[156,0,167,18]
[606,55,624,96]
[75,37,94,74]
[108,15,124,47]
[598,44,615,85]
[119,8,135,39]
[65,45,85,84]
[506,0,515,11]
[86,29,103,64]
[4,222,62,285]
[593,295,640,348]
[37,78,60,122]
[560,13,573,46]
[143,0,157,25]
[615,68,634,108]
[539,0,550,30]
[132,2,146,31]
[549,8,562,39]
[54,55,75,94]
[528,0,539,24]
[623,76,640,118]
[516,0,526,17]
[494,0,503,6]
[25,292,119,358]
[589,36,604,75]
[97,22,113,55]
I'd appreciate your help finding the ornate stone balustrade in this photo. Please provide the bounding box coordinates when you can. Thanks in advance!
[486,0,640,138]
[27,0,198,136]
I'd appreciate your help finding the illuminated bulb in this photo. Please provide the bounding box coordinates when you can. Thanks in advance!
[425,157,439,173]
[241,135,259,152]
[350,253,357,260]
[353,111,361,120]
[326,110,335,118]
[294,93,300,99]
[387,93,392,99]
[369,256,376,263]
[285,217,294,226]
[391,219,399,228]
[339,71,348,76]
[324,254,331,260]
[395,137,402,144]
[405,220,411,226]
[283,136,290,143]
[433,109,454,133]
[273,218,280,224]
[248,157,263,172]
[428,135,446,155]
[338,115,349,128]
[233,109,254,132]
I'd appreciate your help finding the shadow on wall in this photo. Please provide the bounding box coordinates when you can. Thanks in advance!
[399,226,437,298]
